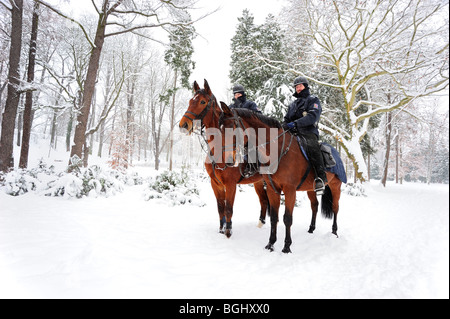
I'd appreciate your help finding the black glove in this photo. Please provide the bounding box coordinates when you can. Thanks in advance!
[282,122,297,133]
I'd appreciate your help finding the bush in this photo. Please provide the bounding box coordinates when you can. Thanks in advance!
[144,169,205,207]
[0,161,143,199]
[342,182,367,197]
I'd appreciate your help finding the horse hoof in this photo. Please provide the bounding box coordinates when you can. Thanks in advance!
[308,227,315,234]
[265,244,274,252]
[257,220,265,228]
[225,230,232,238]
[282,247,292,254]
[332,231,339,238]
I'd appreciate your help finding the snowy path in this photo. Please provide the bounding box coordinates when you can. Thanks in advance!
[0,180,448,299]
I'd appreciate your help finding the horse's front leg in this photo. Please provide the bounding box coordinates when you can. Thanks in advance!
[211,179,226,233]
[254,180,269,228]
[265,186,280,251]
[224,182,237,238]
[281,187,297,253]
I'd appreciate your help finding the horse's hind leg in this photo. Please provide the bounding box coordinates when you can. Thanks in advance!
[331,182,341,237]
[307,191,319,234]
[254,180,269,228]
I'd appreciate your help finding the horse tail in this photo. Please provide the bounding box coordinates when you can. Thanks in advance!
[321,185,333,219]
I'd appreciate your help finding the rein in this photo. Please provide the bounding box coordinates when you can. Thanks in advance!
[184,94,235,185]
[221,112,311,195]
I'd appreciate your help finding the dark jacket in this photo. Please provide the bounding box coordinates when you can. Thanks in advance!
[284,87,321,137]
[230,94,261,113]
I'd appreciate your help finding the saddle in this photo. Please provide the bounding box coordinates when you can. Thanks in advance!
[296,136,337,168]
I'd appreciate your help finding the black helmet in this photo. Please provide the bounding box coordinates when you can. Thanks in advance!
[293,76,309,88]
[232,84,245,94]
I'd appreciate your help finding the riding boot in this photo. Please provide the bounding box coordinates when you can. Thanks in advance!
[305,137,328,195]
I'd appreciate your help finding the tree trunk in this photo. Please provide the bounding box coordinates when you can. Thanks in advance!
[395,130,399,184]
[169,69,177,171]
[0,0,23,172]
[381,112,392,187]
[69,14,106,168]
[125,79,135,169]
[19,2,40,169]
[66,112,73,152]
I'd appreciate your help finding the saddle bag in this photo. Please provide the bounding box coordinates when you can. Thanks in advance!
[320,143,336,168]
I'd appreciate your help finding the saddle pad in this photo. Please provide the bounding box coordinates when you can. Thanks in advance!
[297,138,347,184]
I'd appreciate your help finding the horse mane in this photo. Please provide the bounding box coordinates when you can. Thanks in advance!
[232,108,282,129]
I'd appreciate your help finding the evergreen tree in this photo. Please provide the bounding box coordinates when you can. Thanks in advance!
[229,9,259,99]
[164,13,196,170]
[164,13,196,90]
[230,10,290,116]
[254,15,291,119]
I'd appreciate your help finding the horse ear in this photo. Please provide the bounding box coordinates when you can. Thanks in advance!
[193,81,200,93]
[220,101,233,116]
[204,79,212,96]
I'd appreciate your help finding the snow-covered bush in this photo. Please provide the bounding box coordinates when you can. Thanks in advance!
[0,161,143,199]
[0,160,59,196]
[342,183,367,197]
[144,169,205,207]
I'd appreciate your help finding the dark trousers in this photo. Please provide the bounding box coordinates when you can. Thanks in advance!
[301,132,327,181]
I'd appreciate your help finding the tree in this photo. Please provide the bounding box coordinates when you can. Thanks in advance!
[19,1,40,169]
[36,0,201,170]
[229,9,259,98]
[0,0,23,172]
[230,11,291,117]
[164,13,196,171]
[253,15,291,119]
[259,0,449,182]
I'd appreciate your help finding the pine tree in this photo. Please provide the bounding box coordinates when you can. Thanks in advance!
[164,13,196,171]
[230,10,290,115]
[229,9,259,98]
[253,15,291,119]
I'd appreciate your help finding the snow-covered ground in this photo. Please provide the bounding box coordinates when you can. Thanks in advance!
[0,141,448,299]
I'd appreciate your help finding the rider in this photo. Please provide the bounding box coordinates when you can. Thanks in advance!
[282,76,328,195]
[230,84,261,177]
[230,84,261,113]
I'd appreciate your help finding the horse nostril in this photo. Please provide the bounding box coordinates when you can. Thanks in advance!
[180,121,190,134]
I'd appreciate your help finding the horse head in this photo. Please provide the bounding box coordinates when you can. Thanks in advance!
[179,79,219,135]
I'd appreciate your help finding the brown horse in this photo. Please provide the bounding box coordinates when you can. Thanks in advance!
[178,80,269,238]
[219,102,345,253]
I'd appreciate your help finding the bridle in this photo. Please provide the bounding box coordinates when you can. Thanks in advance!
[182,92,219,128]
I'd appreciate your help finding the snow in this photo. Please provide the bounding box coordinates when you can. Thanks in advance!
[1,173,448,299]
[0,139,448,299]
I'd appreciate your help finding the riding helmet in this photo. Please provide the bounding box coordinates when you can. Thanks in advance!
[232,84,245,94]
[293,76,309,88]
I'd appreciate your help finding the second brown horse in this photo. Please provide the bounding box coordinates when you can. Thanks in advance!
[179,80,269,238]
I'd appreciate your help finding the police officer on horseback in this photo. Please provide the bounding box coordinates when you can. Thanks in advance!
[282,76,328,195]
[230,84,261,113]
[230,84,261,178]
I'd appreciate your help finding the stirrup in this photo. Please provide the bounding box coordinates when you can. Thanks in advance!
[314,177,325,195]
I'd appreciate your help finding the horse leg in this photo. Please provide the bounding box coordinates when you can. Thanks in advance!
[211,179,226,233]
[331,182,341,237]
[224,182,237,238]
[265,187,280,251]
[307,191,319,233]
[254,180,269,228]
[282,187,296,253]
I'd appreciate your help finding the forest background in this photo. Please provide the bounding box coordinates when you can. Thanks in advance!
[0,0,448,186]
